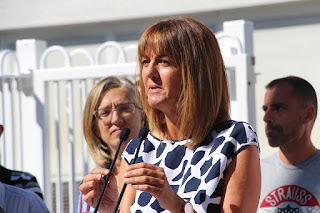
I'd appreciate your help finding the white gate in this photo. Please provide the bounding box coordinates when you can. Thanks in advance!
[0,20,255,213]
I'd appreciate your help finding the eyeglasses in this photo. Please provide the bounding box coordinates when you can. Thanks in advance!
[93,103,141,123]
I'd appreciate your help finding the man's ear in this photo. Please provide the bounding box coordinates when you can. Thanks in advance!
[0,125,3,137]
[303,105,315,124]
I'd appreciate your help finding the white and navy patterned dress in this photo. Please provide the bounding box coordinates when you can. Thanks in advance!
[122,120,260,213]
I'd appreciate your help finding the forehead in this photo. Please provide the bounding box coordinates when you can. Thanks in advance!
[142,44,167,57]
[264,84,297,104]
[100,87,135,105]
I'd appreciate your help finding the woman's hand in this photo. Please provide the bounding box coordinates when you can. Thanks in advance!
[123,162,184,212]
[79,168,119,213]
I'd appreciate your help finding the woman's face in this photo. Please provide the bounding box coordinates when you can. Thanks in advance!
[94,87,145,156]
[141,48,181,115]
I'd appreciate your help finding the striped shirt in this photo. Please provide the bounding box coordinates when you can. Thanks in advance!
[75,183,96,213]
[0,166,43,199]
[0,182,50,213]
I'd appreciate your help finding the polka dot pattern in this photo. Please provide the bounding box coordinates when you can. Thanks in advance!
[123,121,259,212]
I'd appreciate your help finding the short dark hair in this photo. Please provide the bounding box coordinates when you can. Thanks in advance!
[266,76,318,119]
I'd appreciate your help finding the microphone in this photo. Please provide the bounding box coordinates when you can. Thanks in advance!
[93,127,131,213]
[113,127,149,213]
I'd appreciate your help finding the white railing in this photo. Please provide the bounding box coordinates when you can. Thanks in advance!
[0,20,256,213]
[0,50,22,169]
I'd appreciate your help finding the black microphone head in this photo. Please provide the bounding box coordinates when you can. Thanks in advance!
[120,128,131,142]
[138,127,149,140]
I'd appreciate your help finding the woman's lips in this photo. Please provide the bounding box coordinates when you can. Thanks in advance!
[112,129,122,135]
[148,85,162,93]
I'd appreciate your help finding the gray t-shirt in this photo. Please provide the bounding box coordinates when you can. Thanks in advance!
[258,151,320,213]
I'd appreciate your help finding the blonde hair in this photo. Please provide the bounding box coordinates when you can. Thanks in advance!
[83,76,141,167]
[138,17,230,149]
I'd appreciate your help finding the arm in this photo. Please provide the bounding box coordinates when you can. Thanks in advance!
[221,145,261,213]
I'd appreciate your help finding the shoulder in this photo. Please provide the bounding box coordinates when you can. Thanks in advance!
[8,169,39,185]
[7,169,43,198]
[212,121,258,144]
[3,182,34,198]
[1,182,48,207]
[205,120,259,159]
[223,121,257,141]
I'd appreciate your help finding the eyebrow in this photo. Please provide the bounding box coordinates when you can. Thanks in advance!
[98,102,134,109]
[262,102,287,110]
[142,54,168,59]
[158,54,168,58]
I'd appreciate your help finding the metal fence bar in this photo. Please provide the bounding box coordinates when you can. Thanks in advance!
[67,80,76,213]
[55,81,63,213]
[0,50,21,169]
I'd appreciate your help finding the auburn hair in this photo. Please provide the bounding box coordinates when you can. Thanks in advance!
[138,17,230,149]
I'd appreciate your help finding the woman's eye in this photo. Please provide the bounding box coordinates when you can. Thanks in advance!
[118,106,129,112]
[142,60,149,66]
[101,110,111,116]
[160,60,170,66]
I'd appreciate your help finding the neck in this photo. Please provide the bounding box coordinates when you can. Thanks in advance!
[279,137,317,165]
[156,112,182,141]
[164,119,181,140]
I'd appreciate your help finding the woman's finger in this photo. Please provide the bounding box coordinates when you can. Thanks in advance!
[80,174,105,197]
[90,168,110,175]
[125,175,165,187]
[83,189,96,205]
[125,162,159,171]
[125,163,165,179]
[79,180,94,195]
[83,173,104,182]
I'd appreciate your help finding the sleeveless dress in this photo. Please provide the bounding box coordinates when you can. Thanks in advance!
[122,120,260,213]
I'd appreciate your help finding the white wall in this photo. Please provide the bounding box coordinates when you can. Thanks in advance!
[0,0,299,30]
[254,20,320,158]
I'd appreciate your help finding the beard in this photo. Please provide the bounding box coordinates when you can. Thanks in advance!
[265,123,285,147]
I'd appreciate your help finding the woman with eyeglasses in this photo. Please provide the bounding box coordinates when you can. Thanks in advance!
[75,76,146,213]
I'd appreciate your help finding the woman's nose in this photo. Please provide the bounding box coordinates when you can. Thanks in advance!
[110,110,124,125]
[145,62,159,79]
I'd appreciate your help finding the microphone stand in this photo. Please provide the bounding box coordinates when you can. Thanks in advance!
[112,127,149,213]
[93,127,131,213]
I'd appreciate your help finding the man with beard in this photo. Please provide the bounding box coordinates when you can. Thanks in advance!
[258,76,320,213]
